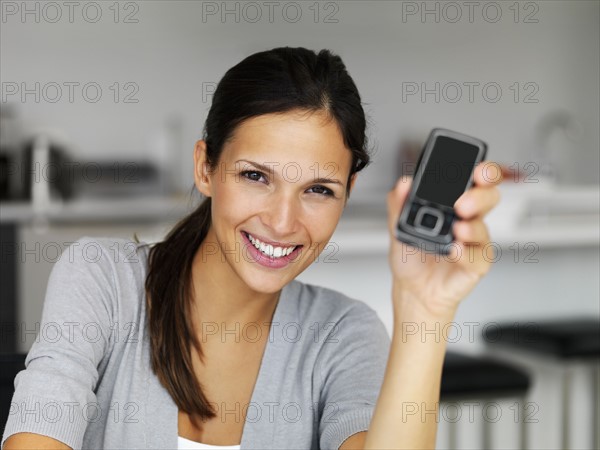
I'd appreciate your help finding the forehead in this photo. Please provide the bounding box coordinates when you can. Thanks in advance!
[222,110,352,170]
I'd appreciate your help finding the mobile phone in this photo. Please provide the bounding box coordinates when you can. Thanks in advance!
[395,128,488,255]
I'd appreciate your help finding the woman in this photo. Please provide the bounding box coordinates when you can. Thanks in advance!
[2,46,501,449]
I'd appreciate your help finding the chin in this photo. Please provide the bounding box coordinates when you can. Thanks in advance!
[237,264,295,293]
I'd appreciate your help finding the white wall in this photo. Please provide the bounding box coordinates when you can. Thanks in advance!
[1,1,599,199]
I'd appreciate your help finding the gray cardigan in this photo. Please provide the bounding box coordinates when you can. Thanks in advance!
[2,237,390,449]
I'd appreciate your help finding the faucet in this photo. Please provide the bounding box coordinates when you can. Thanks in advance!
[530,110,583,184]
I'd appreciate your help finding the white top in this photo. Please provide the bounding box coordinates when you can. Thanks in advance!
[178,435,241,449]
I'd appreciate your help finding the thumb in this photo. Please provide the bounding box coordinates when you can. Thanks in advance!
[387,176,413,235]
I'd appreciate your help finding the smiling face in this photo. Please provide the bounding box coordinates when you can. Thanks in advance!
[193,109,356,295]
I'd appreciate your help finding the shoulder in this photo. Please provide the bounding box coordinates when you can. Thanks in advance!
[286,279,386,333]
[48,235,152,324]
[55,235,151,286]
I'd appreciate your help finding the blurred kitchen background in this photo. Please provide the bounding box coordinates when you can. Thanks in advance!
[1,1,598,449]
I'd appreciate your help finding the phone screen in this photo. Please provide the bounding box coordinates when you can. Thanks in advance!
[415,136,479,207]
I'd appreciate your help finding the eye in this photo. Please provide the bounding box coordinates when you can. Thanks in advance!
[240,170,266,183]
[308,185,335,197]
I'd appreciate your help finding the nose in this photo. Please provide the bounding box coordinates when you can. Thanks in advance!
[261,191,300,237]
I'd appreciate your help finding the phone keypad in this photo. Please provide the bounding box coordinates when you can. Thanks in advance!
[439,212,454,236]
[406,200,454,238]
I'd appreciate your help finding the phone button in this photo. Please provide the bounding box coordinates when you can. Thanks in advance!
[421,213,438,229]
[440,211,455,235]
[415,206,444,235]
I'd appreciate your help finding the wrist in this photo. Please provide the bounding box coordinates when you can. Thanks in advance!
[392,280,459,323]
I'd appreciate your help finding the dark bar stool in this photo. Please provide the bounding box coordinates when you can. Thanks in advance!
[441,351,531,449]
[483,318,600,450]
[0,353,26,430]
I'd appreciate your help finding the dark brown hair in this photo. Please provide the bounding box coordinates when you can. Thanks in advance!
[143,46,373,423]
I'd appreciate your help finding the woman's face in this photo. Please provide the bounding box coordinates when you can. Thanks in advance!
[194,109,356,294]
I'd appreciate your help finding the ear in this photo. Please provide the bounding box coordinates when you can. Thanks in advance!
[344,173,358,205]
[348,173,357,193]
[193,140,212,197]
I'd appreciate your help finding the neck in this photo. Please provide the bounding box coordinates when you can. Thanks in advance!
[189,231,282,346]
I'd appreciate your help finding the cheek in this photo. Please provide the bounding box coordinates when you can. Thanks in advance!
[302,205,343,239]
[211,183,260,224]
[212,180,344,235]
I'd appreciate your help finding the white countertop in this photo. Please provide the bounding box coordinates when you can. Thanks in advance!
[2,182,599,251]
[332,181,600,252]
[0,194,194,224]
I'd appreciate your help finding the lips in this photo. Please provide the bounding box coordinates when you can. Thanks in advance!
[243,231,302,256]
[240,231,304,268]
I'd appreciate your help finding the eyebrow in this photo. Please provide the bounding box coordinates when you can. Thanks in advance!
[235,159,344,186]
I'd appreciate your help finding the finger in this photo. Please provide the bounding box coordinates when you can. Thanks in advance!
[448,240,494,277]
[387,176,412,234]
[454,185,501,220]
[473,161,504,187]
[453,219,490,245]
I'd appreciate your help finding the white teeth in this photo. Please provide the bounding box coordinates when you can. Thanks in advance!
[246,233,296,258]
